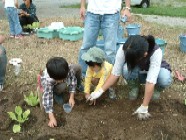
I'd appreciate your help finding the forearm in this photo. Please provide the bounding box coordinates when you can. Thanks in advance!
[81,0,86,8]
[14,0,18,8]
[102,74,119,92]
[142,82,155,106]
[125,0,130,8]
[70,93,75,100]
[48,112,55,120]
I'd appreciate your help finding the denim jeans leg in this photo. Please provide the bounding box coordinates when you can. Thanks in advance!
[6,8,15,35]
[122,64,139,81]
[78,12,100,76]
[11,8,22,35]
[101,12,120,64]
[156,68,172,88]
[0,45,7,85]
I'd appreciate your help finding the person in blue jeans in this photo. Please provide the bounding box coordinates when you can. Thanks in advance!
[3,0,23,38]
[0,35,7,92]
[78,0,131,76]
[87,35,172,120]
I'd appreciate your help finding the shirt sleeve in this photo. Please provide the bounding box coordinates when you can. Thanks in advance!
[146,48,162,84]
[67,69,77,93]
[42,79,54,113]
[94,64,113,92]
[84,67,94,94]
[112,46,125,76]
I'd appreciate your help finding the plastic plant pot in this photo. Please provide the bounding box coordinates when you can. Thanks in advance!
[179,34,186,53]
[63,103,72,113]
[126,24,141,36]
[37,28,56,39]
[59,26,83,41]
[155,38,167,56]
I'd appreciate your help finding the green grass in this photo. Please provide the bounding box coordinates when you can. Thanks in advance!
[60,4,186,18]
[132,6,186,18]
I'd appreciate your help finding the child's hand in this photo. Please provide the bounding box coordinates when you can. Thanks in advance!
[69,98,75,108]
[85,93,90,100]
[48,113,57,128]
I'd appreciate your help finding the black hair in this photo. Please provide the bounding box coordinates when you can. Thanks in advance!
[123,35,151,71]
[30,0,32,3]
[46,57,69,80]
[85,61,102,67]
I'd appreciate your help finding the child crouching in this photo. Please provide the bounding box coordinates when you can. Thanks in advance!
[40,57,82,127]
[81,47,116,105]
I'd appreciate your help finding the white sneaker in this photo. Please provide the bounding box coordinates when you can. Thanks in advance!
[0,84,3,92]
[108,88,116,99]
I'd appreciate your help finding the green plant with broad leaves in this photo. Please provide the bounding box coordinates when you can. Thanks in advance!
[24,91,40,107]
[7,106,30,133]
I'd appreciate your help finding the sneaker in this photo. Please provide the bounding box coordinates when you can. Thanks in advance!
[10,35,14,38]
[108,88,116,99]
[15,34,24,39]
[0,84,3,92]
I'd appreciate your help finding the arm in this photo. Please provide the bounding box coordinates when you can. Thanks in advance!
[102,74,119,92]
[121,0,131,20]
[80,0,86,20]
[14,0,18,8]
[142,48,162,106]
[42,81,57,127]
[68,69,77,107]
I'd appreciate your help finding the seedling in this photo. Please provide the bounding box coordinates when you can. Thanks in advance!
[7,106,30,133]
[24,91,40,107]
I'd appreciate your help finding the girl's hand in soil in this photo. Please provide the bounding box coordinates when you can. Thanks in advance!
[48,113,57,127]
[132,105,151,120]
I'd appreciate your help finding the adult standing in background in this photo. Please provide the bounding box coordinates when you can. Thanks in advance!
[19,0,39,32]
[78,0,131,76]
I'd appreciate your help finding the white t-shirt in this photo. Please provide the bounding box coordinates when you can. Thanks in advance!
[87,0,122,15]
[112,45,163,84]
[4,0,16,8]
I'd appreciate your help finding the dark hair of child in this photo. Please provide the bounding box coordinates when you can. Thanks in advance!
[46,57,69,80]
[85,61,102,67]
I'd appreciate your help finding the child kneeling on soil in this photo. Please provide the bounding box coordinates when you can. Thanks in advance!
[40,57,83,127]
[81,47,116,105]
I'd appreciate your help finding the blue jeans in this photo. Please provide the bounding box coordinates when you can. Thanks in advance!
[122,64,172,88]
[0,45,7,85]
[5,7,22,35]
[78,12,120,76]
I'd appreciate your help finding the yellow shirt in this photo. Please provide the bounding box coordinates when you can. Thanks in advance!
[84,61,113,94]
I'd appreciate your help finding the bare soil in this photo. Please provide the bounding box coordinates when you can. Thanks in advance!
[0,15,186,140]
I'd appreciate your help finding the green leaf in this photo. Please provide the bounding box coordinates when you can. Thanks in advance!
[24,91,39,106]
[185,99,186,105]
[23,109,30,121]
[15,106,22,116]
[13,124,21,133]
[7,112,17,121]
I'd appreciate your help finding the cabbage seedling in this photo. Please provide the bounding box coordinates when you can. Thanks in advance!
[7,106,30,133]
[24,91,40,107]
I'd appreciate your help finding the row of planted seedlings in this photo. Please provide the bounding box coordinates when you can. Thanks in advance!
[7,91,40,133]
